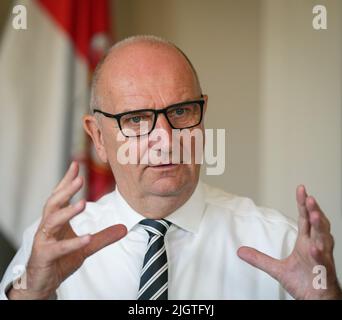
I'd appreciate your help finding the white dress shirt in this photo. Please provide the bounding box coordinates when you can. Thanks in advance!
[0,181,297,299]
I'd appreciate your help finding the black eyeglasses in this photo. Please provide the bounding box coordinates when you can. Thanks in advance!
[93,96,205,137]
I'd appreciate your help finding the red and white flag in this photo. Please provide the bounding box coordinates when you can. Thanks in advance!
[0,0,115,247]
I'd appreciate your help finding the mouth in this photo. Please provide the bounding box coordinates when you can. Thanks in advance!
[148,163,179,170]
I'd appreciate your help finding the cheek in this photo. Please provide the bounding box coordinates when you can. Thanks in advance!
[104,134,145,176]
[137,137,150,162]
[101,128,126,166]
[182,130,205,164]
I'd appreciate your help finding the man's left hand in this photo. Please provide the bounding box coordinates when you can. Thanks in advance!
[238,185,342,299]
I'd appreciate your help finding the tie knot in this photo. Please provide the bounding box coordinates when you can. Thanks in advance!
[139,219,172,237]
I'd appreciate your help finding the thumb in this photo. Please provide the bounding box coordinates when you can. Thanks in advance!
[237,246,283,281]
[83,224,128,258]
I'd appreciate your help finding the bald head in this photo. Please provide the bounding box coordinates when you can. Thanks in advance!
[90,35,202,113]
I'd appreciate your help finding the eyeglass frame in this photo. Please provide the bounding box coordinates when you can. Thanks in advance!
[93,95,205,137]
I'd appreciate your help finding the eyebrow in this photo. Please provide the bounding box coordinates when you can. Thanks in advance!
[117,96,203,114]
[118,106,152,114]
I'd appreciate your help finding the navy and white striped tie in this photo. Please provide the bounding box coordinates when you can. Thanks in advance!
[137,219,172,300]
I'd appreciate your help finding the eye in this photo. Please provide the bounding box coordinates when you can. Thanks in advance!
[130,116,142,123]
[168,106,193,118]
[175,108,185,116]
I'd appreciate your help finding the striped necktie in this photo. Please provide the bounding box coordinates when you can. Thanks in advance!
[137,219,172,300]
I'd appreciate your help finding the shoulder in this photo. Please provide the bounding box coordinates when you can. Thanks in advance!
[201,183,298,257]
[202,182,297,231]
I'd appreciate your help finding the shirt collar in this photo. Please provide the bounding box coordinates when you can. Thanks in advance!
[112,180,206,234]
[166,181,205,233]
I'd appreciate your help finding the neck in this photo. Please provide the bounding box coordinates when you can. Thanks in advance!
[117,182,198,219]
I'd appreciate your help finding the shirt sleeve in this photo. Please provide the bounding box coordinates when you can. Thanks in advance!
[0,219,40,300]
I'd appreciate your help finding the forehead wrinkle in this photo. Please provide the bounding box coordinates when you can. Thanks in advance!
[105,86,197,114]
[101,72,197,112]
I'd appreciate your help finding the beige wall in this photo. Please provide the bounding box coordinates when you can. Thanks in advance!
[259,0,342,279]
[114,0,342,280]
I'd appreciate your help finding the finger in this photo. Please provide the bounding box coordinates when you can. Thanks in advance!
[54,161,79,193]
[306,196,330,230]
[306,194,323,212]
[309,209,330,236]
[47,234,91,261]
[304,196,334,262]
[309,211,334,256]
[83,224,128,258]
[40,200,86,237]
[296,185,309,236]
[237,246,283,281]
[44,176,83,216]
[306,197,331,242]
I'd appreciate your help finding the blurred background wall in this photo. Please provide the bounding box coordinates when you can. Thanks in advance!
[1,0,341,284]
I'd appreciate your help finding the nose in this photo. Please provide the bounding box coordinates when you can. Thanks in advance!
[154,112,172,133]
[148,112,173,151]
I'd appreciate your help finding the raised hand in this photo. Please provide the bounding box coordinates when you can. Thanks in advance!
[8,161,127,299]
[237,185,342,299]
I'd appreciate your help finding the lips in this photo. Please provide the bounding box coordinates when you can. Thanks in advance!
[148,163,178,168]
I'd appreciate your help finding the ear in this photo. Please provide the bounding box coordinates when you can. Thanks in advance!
[83,114,108,163]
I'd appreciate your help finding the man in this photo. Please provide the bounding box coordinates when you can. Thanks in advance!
[0,35,341,299]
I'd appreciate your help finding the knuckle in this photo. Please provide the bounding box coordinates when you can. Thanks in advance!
[43,217,54,230]
[45,195,57,210]
[59,241,69,254]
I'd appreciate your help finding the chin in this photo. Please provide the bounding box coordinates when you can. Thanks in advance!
[147,176,189,197]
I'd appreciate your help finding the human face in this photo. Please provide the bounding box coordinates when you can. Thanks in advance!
[86,43,207,205]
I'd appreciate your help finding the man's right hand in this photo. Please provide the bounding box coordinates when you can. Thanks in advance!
[8,161,127,300]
